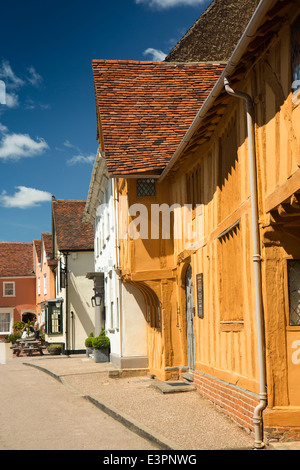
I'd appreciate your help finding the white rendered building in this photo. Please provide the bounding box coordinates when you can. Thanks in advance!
[84,149,148,369]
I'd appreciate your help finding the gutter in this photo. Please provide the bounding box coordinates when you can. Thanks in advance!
[158,0,275,182]
[224,78,267,449]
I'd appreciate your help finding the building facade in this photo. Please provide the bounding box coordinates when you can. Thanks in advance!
[0,243,36,340]
[84,150,148,368]
[33,233,57,327]
[46,199,95,354]
[86,0,300,447]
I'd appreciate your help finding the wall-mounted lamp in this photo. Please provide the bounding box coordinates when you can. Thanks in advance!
[91,291,102,307]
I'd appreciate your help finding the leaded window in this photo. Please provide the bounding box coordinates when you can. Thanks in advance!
[46,303,63,334]
[292,15,300,94]
[137,178,156,197]
[288,260,300,326]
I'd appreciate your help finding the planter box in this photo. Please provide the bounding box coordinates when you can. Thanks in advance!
[86,346,93,357]
[0,342,13,364]
[93,348,109,363]
[48,347,62,356]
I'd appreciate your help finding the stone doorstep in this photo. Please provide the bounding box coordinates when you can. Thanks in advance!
[109,368,149,379]
[151,381,197,394]
[268,441,300,450]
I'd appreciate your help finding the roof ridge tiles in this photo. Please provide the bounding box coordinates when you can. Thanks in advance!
[92,59,226,67]
[53,198,86,203]
[92,59,164,65]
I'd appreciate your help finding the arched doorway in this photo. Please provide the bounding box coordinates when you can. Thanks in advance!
[22,312,36,324]
[185,265,195,372]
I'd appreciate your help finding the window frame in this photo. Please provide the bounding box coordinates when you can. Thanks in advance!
[291,14,300,100]
[3,281,15,297]
[46,302,63,335]
[287,259,300,327]
[43,273,47,295]
[0,310,13,334]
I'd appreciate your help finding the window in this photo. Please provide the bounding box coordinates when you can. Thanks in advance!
[46,303,63,334]
[288,260,300,326]
[137,178,156,197]
[292,15,300,96]
[110,301,114,329]
[186,165,202,210]
[43,274,47,295]
[0,312,11,334]
[218,222,244,323]
[38,277,41,295]
[218,114,240,222]
[3,282,15,297]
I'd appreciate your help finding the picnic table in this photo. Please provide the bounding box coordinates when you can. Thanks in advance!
[11,338,46,357]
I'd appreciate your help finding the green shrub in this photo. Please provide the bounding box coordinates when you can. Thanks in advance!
[13,321,25,333]
[48,343,62,351]
[85,331,95,347]
[4,333,21,344]
[85,336,93,347]
[92,330,110,350]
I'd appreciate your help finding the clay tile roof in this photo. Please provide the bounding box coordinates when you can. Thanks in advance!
[41,232,57,267]
[92,60,225,176]
[0,243,34,277]
[52,200,94,252]
[33,239,41,261]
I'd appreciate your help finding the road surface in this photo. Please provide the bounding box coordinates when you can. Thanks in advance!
[0,359,158,451]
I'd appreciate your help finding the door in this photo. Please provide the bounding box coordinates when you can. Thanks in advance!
[287,259,300,405]
[185,265,195,371]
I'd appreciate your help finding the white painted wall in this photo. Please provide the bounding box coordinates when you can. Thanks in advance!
[47,251,95,352]
[94,179,121,357]
[94,178,148,367]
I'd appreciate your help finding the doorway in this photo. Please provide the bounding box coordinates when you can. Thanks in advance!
[185,264,195,373]
[22,312,36,324]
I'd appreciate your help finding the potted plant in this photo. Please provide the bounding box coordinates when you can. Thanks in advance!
[85,332,94,357]
[47,344,63,355]
[92,328,110,363]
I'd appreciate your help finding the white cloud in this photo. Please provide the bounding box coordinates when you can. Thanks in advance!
[143,48,167,61]
[63,139,81,151]
[24,98,51,110]
[0,123,8,133]
[27,66,43,87]
[0,60,25,89]
[0,60,44,110]
[0,80,5,105]
[136,0,207,8]
[67,154,96,166]
[0,186,52,209]
[0,132,49,160]
[5,92,19,108]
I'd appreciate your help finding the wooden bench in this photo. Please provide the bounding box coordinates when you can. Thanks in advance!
[12,339,46,356]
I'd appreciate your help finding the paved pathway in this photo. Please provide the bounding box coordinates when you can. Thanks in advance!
[1,354,257,450]
[0,359,158,450]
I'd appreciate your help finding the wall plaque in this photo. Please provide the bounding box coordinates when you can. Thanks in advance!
[196,273,204,318]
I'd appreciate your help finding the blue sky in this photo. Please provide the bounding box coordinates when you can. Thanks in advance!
[0,0,212,243]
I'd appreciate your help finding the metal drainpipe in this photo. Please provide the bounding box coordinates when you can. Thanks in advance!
[224,77,267,449]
